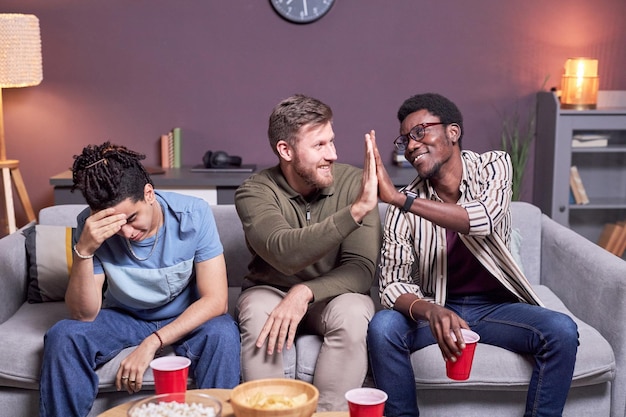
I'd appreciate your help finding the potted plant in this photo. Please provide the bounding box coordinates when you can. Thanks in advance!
[500,78,548,201]
[500,101,536,201]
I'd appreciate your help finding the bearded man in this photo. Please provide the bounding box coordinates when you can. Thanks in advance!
[234,94,381,412]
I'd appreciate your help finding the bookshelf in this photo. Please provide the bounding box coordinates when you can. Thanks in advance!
[533,91,626,259]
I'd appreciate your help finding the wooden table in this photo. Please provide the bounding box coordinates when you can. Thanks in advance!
[98,388,348,417]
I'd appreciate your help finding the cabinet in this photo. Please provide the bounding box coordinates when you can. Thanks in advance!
[533,91,626,254]
[50,167,243,205]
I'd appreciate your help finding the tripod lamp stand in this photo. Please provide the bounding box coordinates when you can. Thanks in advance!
[0,14,43,234]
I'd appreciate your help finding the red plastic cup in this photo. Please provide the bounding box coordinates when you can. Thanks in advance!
[345,387,388,417]
[150,356,191,398]
[446,328,480,381]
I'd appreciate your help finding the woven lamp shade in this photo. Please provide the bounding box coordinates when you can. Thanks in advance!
[0,14,42,88]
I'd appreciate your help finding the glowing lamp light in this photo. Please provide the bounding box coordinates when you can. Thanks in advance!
[560,58,599,110]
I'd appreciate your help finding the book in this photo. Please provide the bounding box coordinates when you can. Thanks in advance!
[569,171,583,204]
[172,127,182,168]
[569,166,589,205]
[572,133,609,148]
[597,222,624,255]
[167,131,175,168]
[160,134,171,168]
[160,128,182,168]
[613,220,626,258]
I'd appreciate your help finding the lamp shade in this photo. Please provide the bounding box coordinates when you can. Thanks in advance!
[560,57,599,110]
[0,14,42,88]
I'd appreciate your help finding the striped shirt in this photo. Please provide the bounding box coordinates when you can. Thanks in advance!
[378,150,543,309]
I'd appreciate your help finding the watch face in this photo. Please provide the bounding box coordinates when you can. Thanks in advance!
[270,0,335,24]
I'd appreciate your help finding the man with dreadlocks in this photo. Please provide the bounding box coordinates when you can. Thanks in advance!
[39,142,241,417]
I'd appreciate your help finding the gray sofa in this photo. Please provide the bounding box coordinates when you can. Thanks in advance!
[0,202,624,417]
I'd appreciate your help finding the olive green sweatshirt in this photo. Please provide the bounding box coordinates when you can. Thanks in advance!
[234,163,382,303]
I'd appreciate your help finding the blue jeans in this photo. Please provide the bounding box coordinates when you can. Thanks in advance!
[39,308,241,417]
[367,294,579,417]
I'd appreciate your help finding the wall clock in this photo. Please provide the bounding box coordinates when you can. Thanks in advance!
[270,0,335,24]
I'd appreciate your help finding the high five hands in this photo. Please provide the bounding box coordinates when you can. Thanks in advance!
[349,130,380,223]
[352,130,402,214]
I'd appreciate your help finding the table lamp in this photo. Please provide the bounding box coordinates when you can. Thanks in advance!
[0,14,42,234]
[560,57,599,110]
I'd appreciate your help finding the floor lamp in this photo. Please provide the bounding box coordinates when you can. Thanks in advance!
[0,14,42,234]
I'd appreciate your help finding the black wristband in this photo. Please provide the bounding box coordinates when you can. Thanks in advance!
[153,330,164,354]
[401,191,417,213]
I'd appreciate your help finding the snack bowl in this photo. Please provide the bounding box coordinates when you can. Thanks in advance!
[230,378,319,417]
[127,392,222,417]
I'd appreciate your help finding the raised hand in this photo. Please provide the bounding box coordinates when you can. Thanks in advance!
[75,208,127,257]
[350,130,379,223]
[371,133,404,207]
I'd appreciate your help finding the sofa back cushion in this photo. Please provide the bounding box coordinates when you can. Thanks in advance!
[23,224,75,303]
[211,205,251,289]
[36,201,542,295]
[510,202,542,285]
[39,204,85,227]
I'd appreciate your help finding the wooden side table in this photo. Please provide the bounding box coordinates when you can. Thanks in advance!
[97,388,349,417]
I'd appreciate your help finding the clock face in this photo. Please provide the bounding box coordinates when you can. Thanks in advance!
[270,0,335,24]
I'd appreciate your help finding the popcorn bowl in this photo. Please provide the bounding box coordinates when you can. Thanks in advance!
[127,392,222,417]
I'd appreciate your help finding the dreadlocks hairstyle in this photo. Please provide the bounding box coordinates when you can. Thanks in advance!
[71,142,153,211]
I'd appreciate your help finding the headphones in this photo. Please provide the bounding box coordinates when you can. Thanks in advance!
[202,151,242,168]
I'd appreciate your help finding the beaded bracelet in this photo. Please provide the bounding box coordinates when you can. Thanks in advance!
[153,330,164,354]
[408,298,421,322]
[73,244,94,259]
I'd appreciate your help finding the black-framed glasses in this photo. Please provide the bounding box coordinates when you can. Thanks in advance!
[393,122,446,151]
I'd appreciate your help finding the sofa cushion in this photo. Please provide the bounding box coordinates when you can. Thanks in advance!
[23,225,75,303]
[0,302,69,389]
[410,285,615,389]
[0,302,175,391]
[286,286,614,391]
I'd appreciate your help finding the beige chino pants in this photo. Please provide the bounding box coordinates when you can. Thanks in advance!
[236,285,375,412]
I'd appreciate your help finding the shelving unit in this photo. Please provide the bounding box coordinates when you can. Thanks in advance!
[533,91,626,257]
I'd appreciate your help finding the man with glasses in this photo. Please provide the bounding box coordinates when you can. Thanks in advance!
[366,93,578,417]
[234,94,381,411]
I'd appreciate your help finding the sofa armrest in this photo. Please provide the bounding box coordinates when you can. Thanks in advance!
[0,226,29,324]
[540,214,626,417]
[540,215,626,337]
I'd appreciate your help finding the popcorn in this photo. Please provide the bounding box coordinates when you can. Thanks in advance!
[128,400,217,417]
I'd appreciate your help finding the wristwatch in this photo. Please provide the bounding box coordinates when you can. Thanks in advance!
[401,191,417,213]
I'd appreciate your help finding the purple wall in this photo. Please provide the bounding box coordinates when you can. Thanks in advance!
[1,0,625,227]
